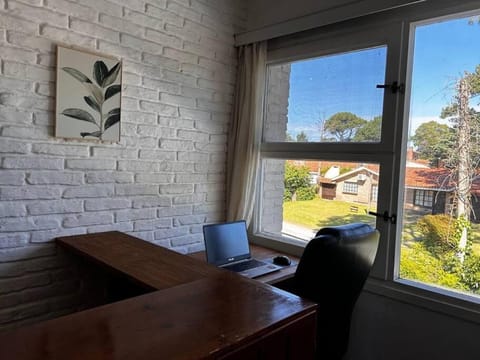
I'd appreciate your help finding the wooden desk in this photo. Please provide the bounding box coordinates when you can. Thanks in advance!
[0,231,317,360]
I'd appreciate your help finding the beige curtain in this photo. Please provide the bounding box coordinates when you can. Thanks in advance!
[226,41,267,224]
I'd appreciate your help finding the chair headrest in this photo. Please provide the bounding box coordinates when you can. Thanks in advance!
[315,222,375,240]
[313,222,380,269]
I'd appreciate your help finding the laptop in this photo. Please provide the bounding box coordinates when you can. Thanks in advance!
[203,220,282,278]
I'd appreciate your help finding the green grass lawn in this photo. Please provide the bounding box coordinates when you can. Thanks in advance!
[283,196,480,294]
[283,196,480,256]
[283,197,376,230]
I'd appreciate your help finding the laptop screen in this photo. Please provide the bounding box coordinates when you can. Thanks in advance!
[203,221,251,266]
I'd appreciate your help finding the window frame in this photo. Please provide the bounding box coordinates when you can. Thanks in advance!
[250,1,480,324]
[343,181,359,195]
[254,20,405,281]
[413,189,434,208]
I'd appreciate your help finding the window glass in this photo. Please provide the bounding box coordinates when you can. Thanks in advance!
[399,13,480,297]
[413,190,433,207]
[260,159,378,241]
[263,47,387,143]
[343,182,359,194]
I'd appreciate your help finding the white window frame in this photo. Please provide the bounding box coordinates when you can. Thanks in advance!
[250,1,480,324]
[371,184,379,202]
[343,182,359,195]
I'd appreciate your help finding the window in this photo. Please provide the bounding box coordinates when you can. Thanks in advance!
[399,11,480,299]
[260,159,379,241]
[254,3,480,311]
[343,182,358,194]
[255,24,400,247]
[263,47,386,143]
[413,190,434,207]
[371,185,378,202]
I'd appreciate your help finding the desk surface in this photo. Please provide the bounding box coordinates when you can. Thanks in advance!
[189,244,299,285]
[57,231,222,290]
[0,231,316,360]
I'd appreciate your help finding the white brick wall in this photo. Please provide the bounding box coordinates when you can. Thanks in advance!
[261,65,291,234]
[0,0,245,328]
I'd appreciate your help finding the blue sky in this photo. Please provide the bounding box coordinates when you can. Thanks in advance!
[286,14,480,141]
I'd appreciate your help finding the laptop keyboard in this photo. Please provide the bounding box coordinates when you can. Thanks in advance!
[223,259,265,272]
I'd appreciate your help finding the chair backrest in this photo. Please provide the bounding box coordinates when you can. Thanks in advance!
[293,223,380,360]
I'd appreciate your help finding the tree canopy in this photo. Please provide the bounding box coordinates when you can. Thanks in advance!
[410,121,455,167]
[296,131,309,142]
[323,112,367,141]
[285,131,309,142]
[353,116,382,142]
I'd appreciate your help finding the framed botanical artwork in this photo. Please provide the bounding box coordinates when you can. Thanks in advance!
[55,46,122,141]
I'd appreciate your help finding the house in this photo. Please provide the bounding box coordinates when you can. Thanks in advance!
[315,159,480,222]
[318,166,379,204]
[1,0,480,359]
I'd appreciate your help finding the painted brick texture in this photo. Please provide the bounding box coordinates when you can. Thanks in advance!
[0,0,246,329]
[261,65,291,234]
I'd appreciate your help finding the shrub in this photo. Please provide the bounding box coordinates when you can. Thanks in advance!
[339,167,352,175]
[400,243,463,289]
[460,253,480,293]
[283,188,293,202]
[284,163,312,201]
[416,214,456,254]
[295,186,316,201]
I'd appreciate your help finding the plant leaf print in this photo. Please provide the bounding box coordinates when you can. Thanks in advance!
[61,108,97,124]
[62,67,92,83]
[84,96,101,113]
[61,59,121,139]
[103,62,121,87]
[105,85,121,100]
[93,61,109,87]
[104,108,120,130]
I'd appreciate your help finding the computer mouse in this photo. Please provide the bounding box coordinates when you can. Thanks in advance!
[273,255,291,266]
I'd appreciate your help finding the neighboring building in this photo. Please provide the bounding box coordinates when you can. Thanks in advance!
[404,167,452,215]
[318,166,379,204]
[315,162,480,222]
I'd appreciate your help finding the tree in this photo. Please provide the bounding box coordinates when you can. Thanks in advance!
[296,131,309,142]
[353,116,382,142]
[323,112,367,142]
[440,69,480,261]
[410,121,455,167]
[285,132,294,141]
[284,163,315,201]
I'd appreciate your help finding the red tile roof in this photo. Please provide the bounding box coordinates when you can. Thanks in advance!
[404,168,452,190]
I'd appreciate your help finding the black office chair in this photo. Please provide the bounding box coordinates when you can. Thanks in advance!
[281,223,380,360]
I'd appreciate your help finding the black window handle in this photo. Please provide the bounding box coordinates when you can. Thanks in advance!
[376,81,405,94]
[368,210,396,224]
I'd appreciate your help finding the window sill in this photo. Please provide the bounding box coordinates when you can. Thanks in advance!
[249,232,307,257]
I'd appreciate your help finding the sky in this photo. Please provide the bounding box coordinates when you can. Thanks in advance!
[284,13,480,141]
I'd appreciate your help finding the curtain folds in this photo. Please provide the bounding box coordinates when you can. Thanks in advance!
[226,41,267,225]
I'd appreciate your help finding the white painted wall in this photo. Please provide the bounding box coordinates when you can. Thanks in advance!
[0,0,245,329]
[347,291,479,359]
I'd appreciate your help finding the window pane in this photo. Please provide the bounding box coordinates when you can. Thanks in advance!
[399,13,480,297]
[259,159,378,241]
[264,47,387,143]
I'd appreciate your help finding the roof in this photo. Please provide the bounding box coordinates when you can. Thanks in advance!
[405,168,453,191]
[330,166,379,182]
